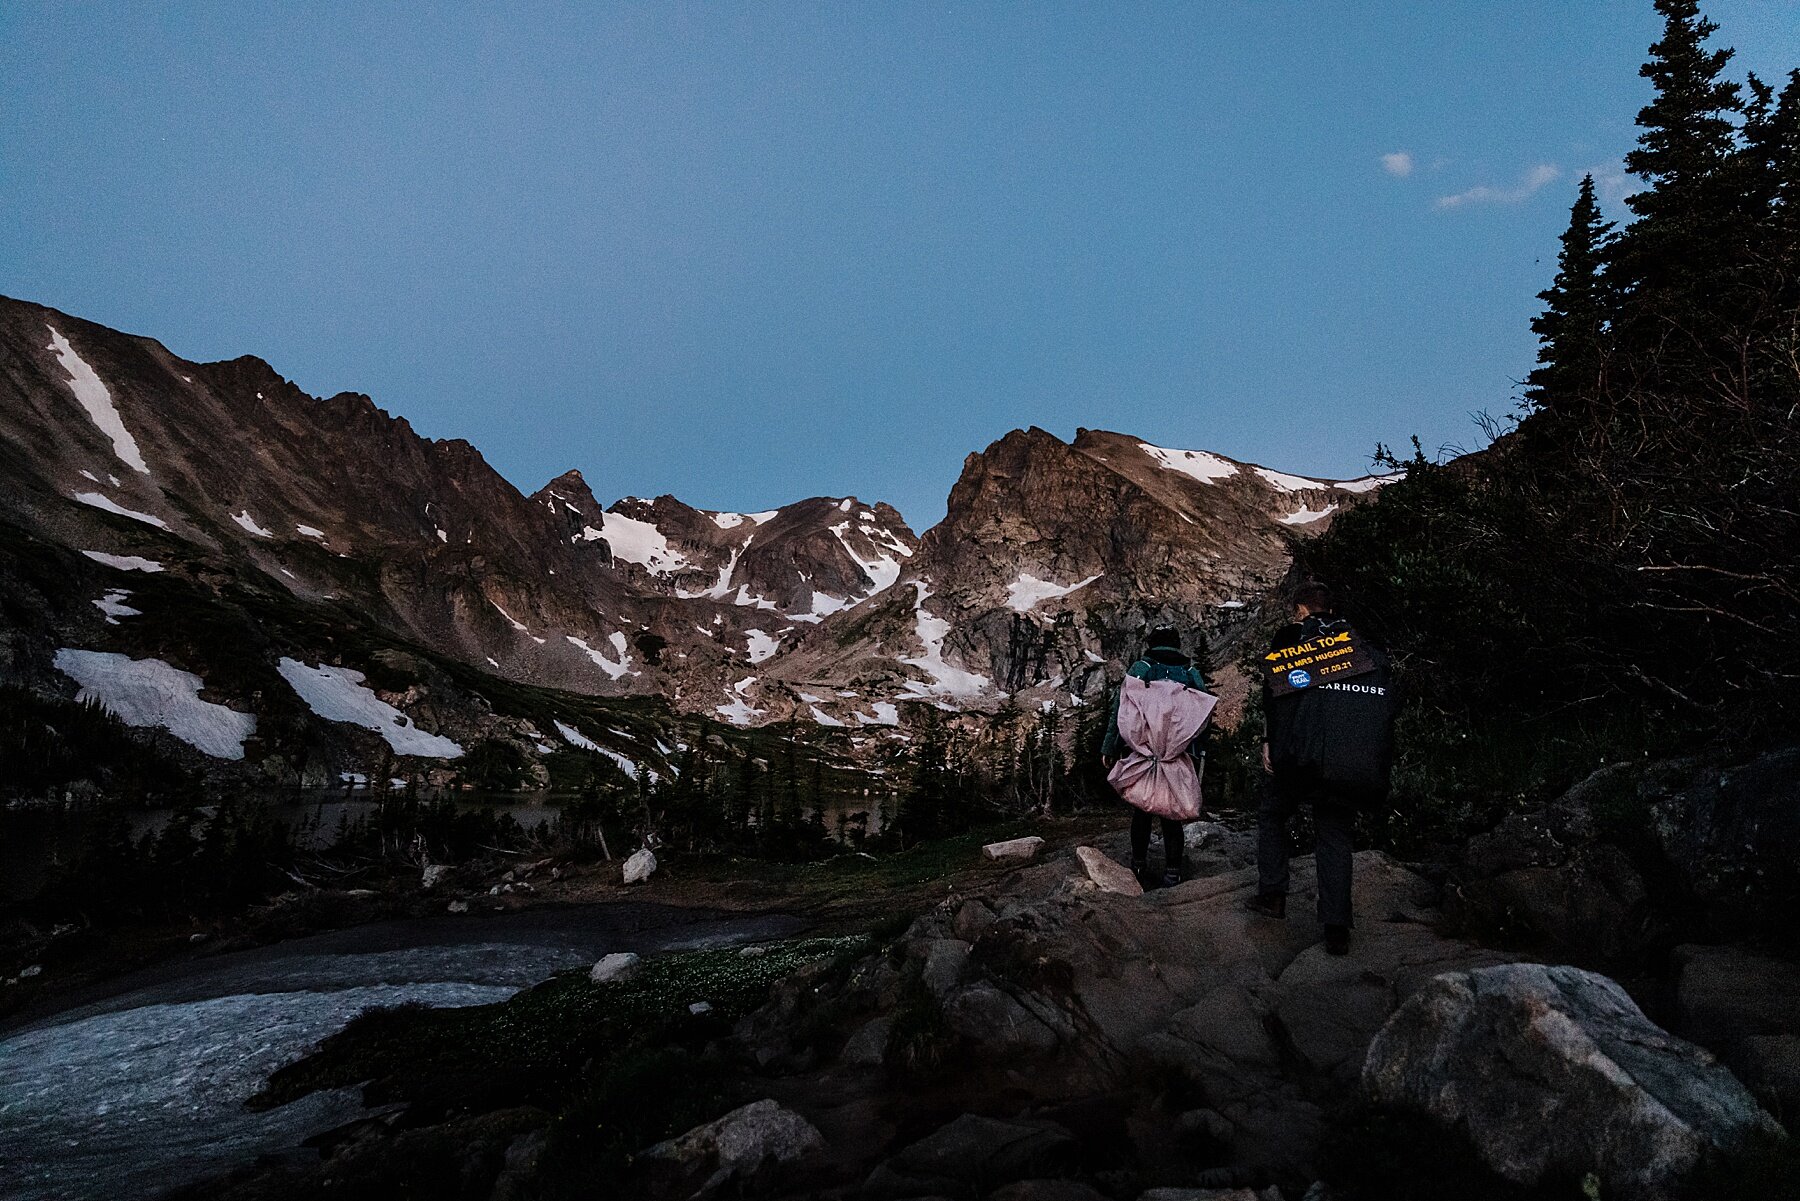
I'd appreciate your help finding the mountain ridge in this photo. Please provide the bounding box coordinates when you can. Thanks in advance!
[0,293,1393,789]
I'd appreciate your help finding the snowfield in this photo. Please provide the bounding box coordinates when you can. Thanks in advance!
[276,657,463,758]
[566,634,633,680]
[1280,503,1339,525]
[82,551,163,572]
[94,590,140,624]
[74,492,168,530]
[1334,474,1396,493]
[53,648,257,759]
[581,511,692,576]
[1141,443,1239,485]
[898,583,992,701]
[554,721,656,783]
[46,326,150,475]
[744,629,781,663]
[1005,572,1101,613]
[231,510,274,538]
[1254,466,1328,492]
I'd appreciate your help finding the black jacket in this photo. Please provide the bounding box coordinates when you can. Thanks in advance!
[1262,615,1399,803]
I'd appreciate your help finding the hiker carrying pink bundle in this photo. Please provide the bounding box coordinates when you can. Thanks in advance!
[1101,627,1219,888]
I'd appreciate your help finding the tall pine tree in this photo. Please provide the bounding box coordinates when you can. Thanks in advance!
[1526,174,1615,415]
[1613,0,1743,326]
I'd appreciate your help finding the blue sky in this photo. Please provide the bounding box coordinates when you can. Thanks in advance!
[5,3,1797,528]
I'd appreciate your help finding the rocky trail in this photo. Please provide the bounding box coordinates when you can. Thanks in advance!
[150,799,1798,1201]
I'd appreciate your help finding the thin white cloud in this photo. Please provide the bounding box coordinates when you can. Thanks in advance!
[1381,151,1414,177]
[1436,163,1560,210]
[1583,164,1634,206]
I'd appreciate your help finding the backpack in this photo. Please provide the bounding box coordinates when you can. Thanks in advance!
[1107,674,1219,820]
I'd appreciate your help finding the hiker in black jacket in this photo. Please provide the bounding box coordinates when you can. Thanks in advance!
[1247,582,1399,955]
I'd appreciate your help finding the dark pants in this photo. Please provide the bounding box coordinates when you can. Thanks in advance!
[1130,809,1184,874]
[1257,780,1355,926]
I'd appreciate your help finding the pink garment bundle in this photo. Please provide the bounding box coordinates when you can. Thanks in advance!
[1106,674,1220,821]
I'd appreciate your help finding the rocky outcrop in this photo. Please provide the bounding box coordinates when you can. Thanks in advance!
[1672,943,1800,1116]
[1363,962,1782,1196]
[640,1099,824,1195]
[1447,745,1800,961]
[737,841,1512,1191]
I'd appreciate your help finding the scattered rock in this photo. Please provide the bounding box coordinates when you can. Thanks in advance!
[984,835,1046,861]
[841,1014,895,1067]
[188,932,208,944]
[622,848,658,885]
[989,1180,1109,1201]
[689,1000,713,1016]
[738,944,768,958]
[1671,942,1800,1114]
[641,1098,823,1192]
[952,898,998,942]
[446,900,469,913]
[862,1113,1076,1198]
[1073,846,1143,896]
[1448,844,1652,962]
[942,983,1062,1058]
[1183,821,1228,851]
[420,863,450,890]
[921,938,971,999]
[489,1127,548,1201]
[590,952,641,984]
[1363,962,1781,1196]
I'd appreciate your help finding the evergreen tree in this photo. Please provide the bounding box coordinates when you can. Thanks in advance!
[1526,174,1616,415]
[1614,0,1743,321]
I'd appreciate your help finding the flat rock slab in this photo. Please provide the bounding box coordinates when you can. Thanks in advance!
[984,836,1047,861]
[1074,846,1143,896]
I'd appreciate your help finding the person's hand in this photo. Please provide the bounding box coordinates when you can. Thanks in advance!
[1260,743,1272,774]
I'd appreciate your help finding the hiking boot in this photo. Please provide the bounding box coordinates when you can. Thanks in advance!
[1131,856,1148,886]
[1324,924,1351,956]
[1245,892,1287,919]
[1160,869,1182,889]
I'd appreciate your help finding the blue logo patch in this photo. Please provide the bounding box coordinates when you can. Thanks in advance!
[1287,669,1312,689]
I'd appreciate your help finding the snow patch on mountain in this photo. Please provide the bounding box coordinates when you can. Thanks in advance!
[74,492,168,530]
[94,590,139,624]
[1254,466,1328,493]
[710,510,779,530]
[744,629,781,663]
[277,657,463,758]
[296,525,325,539]
[1141,443,1238,485]
[55,649,256,759]
[566,634,633,680]
[553,719,601,751]
[1005,572,1102,613]
[491,601,529,633]
[1280,503,1339,525]
[82,551,163,572]
[809,705,845,727]
[586,511,691,576]
[231,510,274,538]
[831,522,905,597]
[1335,474,1397,493]
[716,677,766,725]
[854,702,900,726]
[46,326,150,475]
[897,583,992,701]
